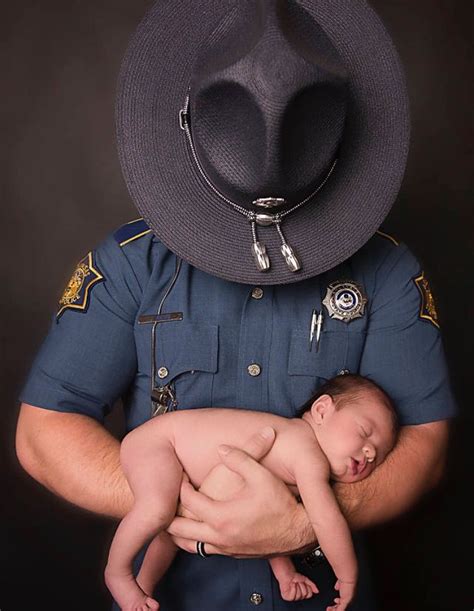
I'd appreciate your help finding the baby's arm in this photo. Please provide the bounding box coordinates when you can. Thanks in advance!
[294,460,357,611]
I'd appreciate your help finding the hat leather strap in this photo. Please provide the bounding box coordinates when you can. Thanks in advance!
[179,95,338,273]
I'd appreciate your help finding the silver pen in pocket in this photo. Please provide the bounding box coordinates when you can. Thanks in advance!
[309,309,317,351]
[309,309,324,352]
[315,310,324,352]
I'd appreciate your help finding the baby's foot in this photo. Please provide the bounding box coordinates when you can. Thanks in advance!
[279,572,319,601]
[104,569,159,610]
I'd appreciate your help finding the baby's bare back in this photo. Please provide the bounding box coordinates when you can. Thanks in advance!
[145,408,321,490]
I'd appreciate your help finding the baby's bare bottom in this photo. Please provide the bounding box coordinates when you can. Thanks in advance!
[105,428,318,609]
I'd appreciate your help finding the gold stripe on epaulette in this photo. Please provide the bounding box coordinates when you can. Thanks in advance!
[376,230,399,246]
[126,217,144,225]
[119,229,152,247]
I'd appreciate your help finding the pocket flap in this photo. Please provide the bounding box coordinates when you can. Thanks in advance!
[157,322,218,379]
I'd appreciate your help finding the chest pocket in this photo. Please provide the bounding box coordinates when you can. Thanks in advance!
[156,322,218,410]
[288,328,366,414]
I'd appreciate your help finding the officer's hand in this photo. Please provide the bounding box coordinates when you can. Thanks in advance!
[167,427,312,558]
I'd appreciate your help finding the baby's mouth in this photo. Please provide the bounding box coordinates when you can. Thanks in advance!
[350,457,367,476]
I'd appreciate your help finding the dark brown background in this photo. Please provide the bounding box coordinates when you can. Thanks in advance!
[1,1,472,610]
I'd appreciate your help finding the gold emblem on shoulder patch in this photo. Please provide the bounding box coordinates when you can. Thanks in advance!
[414,272,439,329]
[57,251,104,319]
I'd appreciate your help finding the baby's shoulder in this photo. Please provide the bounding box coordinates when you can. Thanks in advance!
[277,421,328,475]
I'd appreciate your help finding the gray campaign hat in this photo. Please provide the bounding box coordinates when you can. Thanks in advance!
[116,0,410,285]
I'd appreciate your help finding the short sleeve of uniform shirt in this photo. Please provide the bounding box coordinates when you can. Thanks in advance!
[18,234,141,423]
[356,237,457,425]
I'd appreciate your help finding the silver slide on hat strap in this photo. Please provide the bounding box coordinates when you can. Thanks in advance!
[179,95,337,272]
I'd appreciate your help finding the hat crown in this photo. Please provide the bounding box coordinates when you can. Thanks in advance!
[189,0,348,208]
[117,0,410,284]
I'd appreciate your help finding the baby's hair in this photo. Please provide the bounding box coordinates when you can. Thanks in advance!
[296,373,399,434]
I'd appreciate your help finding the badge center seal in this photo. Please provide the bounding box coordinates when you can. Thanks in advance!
[323,281,367,323]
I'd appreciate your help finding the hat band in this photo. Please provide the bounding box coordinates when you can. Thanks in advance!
[179,94,338,272]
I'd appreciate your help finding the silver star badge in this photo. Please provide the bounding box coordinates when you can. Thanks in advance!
[322,281,367,323]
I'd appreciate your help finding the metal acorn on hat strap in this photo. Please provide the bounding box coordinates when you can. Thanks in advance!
[251,241,270,272]
[249,210,301,272]
[274,214,301,272]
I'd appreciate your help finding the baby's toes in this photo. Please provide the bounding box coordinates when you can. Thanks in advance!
[145,597,159,610]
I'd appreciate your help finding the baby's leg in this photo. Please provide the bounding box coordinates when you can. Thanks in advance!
[104,425,183,611]
[136,532,178,598]
[269,556,319,602]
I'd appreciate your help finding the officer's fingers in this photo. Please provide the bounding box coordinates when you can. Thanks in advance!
[166,516,216,545]
[169,535,221,556]
[217,443,272,484]
[168,534,195,554]
[175,499,199,520]
[178,479,217,520]
[240,426,276,461]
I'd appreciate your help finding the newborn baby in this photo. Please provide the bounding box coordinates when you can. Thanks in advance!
[105,374,398,611]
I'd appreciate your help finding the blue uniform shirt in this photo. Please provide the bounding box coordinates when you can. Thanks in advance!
[19,219,457,611]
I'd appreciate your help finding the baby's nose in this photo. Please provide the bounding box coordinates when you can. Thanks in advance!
[363,443,376,463]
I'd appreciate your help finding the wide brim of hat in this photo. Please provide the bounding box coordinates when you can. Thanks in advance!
[116,0,410,285]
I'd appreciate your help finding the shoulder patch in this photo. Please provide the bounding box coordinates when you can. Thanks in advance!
[375,230,399,246]
[113,218,151,247]
[57,251,104,320]
[414,271,440,329]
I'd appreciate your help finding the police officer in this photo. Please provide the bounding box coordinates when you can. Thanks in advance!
[16,1,456,610]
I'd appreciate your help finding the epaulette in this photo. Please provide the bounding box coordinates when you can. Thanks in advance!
[375,229,399,246]
[113,218,151,247]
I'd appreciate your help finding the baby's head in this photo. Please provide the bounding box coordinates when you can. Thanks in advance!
[297,374,399,483]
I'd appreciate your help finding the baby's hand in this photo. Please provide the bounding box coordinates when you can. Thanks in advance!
[326,579,356,611]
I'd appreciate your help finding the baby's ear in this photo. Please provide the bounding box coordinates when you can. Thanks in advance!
[311,394,335,424]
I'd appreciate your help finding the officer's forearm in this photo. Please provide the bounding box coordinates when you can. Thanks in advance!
[332,421,450,530]
[16,403,133,520]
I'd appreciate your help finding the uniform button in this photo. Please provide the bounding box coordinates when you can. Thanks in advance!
[249,592,263,605]
[251,287,264,300]
[303,545,326,566]
[338,369,350,376]
[247,363,261,377]
[158,367,169,379]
